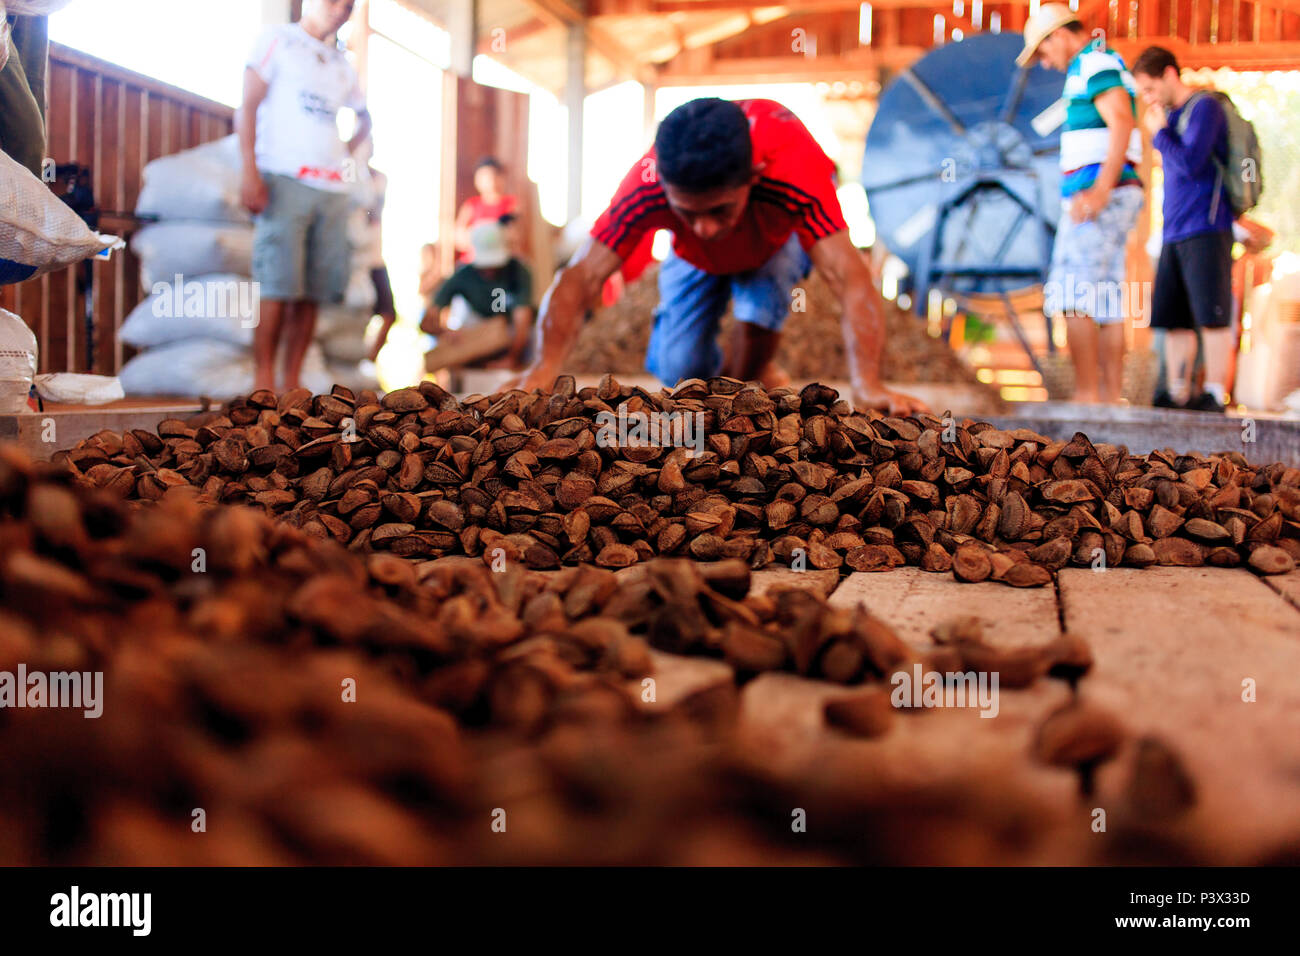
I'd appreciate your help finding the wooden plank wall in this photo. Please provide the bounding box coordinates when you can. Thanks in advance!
[0,43,235,377]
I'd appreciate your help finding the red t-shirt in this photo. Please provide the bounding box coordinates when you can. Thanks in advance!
[591,99,847,275]
[462,194,518,225]
[458,194,519,263]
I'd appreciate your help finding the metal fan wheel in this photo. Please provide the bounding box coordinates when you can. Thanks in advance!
[862,32,1065,314]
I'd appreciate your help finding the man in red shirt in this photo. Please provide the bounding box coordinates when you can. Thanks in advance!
[510,97,926,414]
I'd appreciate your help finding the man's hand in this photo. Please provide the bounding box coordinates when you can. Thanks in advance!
[853,382,930,416]
[501,362,561,393]
[241,170,269,215]
[1069,184,1111,224]
[1142,103,1167,137]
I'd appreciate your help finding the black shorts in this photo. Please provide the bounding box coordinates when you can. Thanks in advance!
[1150,230,1234,330]
[370,266,396,318]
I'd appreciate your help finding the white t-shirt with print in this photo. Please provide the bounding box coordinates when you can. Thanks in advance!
[246,23,366,193]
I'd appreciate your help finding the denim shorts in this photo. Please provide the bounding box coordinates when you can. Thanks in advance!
[252,172,352,304]
[645,232,812,386]
[1045,185,1144,325]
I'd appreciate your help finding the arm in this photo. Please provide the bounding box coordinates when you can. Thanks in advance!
[809,230,929,416]
[1152,98,1225,178]
[1071,87,1135,222]
[505,238,622,392]
[504,305,534,368]
[454,202,475,252]
[238,67,270,213]
[346,109,372,156]
[418,265,440,297]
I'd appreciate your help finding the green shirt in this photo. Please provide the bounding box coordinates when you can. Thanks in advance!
[433,259,532,320]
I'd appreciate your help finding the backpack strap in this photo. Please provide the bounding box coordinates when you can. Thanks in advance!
[1175,90,1210,137]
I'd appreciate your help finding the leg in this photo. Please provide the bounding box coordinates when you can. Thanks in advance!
[1046,208,1102,402]
[253,299,287,391]
[1090,187,1142,404]
[1065,314,1100,403]
[1097,322,1125,403]
[281,300,318,390]
[1150,238,1192,404]
[250,173,309,392]
[1200,327,1232,400]
[728,232,812,384]
[1164,329,1197,404]
[300,186,352,388]
[644,246,730,386]
[1060,187,1142,404]
[368,265,397,363]
[1183,230,1236,408]
[721,322,782,383]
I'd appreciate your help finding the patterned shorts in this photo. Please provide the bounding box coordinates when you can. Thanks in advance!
[1045,186,1144,325]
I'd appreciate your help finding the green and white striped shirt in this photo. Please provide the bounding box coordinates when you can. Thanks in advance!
[1060,39,1142,196]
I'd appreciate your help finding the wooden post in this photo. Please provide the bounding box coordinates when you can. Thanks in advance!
[447,0,478,78]
[352,0,370,94]
[642,77,657,148]
[439,71,460,277]
[566,11,587,222]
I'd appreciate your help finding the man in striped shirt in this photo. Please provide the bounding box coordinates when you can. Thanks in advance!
[1020,4,1144,404]
[509,97,927,415]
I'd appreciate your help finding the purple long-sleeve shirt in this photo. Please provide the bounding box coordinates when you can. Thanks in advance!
[1153,94,1234,243]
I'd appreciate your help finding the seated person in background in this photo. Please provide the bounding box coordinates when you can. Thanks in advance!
[454,157,517,262]
[430,220,533,370]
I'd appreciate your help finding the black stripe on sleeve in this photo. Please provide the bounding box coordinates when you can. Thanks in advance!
[758,176,840,237]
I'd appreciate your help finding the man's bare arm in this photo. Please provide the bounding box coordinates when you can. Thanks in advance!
[507,238,623,391]
[809,230,929,416]
[347,109,373,155]
[238,68,270,214]
[1071,87,1135,222]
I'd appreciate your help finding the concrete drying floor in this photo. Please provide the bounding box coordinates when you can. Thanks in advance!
[421,555,1300,865]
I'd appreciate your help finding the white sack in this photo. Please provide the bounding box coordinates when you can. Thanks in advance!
[119,339,331,398]
[33,373,124,405]
[132,223,253,290]
[135,136,251,225]
[120,273,258,348]
[1,148,120,284]
[0,308,38,413]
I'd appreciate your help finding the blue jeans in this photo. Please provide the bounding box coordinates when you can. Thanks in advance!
[645,233,812,386]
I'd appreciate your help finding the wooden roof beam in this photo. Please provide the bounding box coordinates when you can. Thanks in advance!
[519,0,657,85]
[656,46,923,84]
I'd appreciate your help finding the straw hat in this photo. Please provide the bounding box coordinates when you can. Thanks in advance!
[1016,3,1082,67]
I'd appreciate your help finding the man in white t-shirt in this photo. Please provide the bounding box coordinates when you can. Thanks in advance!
[238,0,371,392]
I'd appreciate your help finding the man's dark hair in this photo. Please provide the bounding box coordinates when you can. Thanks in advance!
[476,156,504,172]
[1132,46,1180,78]
[654,98,753,192]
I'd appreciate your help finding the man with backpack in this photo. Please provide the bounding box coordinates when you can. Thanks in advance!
[1133,45,1261,412]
